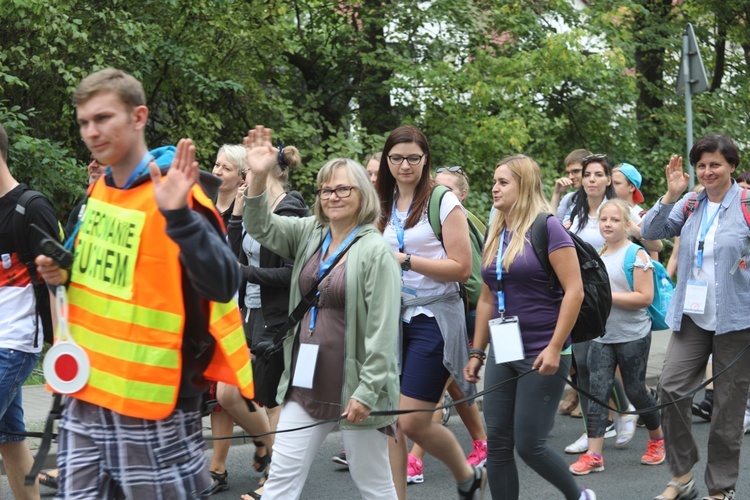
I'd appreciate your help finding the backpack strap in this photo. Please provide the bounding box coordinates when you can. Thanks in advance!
[623,243,640,292]
[530,213,556,292]
[741,188,750,229]
[466,209,486,236]
[682,191,699,219]
[13,190,46,286]
[427,185,450,243]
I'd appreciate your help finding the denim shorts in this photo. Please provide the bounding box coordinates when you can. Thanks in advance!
[0,348,40,444]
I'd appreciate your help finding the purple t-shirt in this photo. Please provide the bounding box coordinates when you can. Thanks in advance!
[481,216,574,357]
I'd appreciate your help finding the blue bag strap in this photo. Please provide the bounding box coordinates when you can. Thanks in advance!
[623,243,640,292]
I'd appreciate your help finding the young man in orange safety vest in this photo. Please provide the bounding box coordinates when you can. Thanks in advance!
[36,68,253,498]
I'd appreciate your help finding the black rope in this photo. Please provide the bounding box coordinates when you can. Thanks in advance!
[16,341,750,446]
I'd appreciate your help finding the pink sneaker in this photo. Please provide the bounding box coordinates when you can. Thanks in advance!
[407,453,424,484]
[466,440,487,467]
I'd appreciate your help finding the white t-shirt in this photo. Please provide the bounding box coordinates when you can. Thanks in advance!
[568,198,609,251]
[687,201,719,331]
[383,191,464,321]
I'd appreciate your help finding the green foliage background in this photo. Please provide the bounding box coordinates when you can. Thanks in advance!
[2,0,748,222]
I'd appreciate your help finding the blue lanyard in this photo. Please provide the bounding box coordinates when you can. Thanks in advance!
[495,228,507,316]
[392,194,413,253]
[308,226,361,334]
[106,152,154,190]
[697,201,722,269]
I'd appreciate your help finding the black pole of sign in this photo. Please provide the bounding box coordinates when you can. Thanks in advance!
[676,23,709,189]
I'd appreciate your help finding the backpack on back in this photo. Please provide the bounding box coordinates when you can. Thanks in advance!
[623,244,673,331]
[530,213,612,343]
[12,189,58,347]
[427,185,484,310]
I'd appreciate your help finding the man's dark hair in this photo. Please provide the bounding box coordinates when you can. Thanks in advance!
[689,133,740,169]
[0,123,7,163]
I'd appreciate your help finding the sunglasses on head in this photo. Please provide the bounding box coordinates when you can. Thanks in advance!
[436,166,465,175]
[582,154,608,164]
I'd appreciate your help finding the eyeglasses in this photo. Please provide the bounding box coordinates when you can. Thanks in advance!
[316,185,357,200]
[436,166,465,175]
[388,153,426,166]
[582,154,608,165]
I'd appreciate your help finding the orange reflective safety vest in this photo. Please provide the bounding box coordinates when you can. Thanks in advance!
[64,175,253,420]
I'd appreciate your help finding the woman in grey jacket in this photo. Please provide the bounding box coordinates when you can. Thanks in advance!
[241,125,401,500]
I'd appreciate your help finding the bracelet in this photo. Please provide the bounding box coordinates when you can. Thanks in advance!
[469,347,486,360]
[469,354,485,365]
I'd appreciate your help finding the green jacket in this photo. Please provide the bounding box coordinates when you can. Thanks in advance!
[243,191,401,430]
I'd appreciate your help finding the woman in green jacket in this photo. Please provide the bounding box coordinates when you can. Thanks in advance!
[241,125,401,500]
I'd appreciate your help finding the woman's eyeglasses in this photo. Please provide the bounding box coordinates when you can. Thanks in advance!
[388,154,426,166]
[436,166,465,175]
[316,186,357,200]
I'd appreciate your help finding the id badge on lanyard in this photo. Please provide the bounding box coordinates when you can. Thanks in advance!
[491,229,524,363]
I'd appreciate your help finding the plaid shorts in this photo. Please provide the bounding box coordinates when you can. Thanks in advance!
[55,398,212,499]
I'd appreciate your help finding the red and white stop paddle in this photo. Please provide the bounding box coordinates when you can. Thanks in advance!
[43,286,90,394]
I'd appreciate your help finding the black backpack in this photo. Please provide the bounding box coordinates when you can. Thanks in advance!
[12,190,57,347]
[530,213,611,343]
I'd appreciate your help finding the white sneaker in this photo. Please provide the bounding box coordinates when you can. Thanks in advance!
[565,432,589,454]
[603,421,616,439]
[616,409,638,447]
[744,412,750,434]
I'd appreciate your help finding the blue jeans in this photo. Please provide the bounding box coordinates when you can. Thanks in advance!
[0,348,40,443]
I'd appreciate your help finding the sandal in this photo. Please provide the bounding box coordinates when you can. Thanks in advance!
[38,470,59,489]
[702,490,735,500]
[258,465,270,487]
[654,478,698,500]
[242,488,262,499]
[206,470,229,495]
[253,441,271,472]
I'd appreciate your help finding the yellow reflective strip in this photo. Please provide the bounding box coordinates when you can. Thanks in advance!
[68,287,182,333]
[88,367,174,404]
[70,324,179,369]
[217,325,246,355]
[236,361,253,385]
[210,300,236,322]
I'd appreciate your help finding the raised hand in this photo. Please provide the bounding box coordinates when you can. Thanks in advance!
[554,176,573,196]
[244,126,278,174]
[664,155,690,203]
[232,182,247,216]
[150,138,199,211]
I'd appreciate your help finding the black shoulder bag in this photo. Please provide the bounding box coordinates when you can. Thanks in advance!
[252,235,358,408]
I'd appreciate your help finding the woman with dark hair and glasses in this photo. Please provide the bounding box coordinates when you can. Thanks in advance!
[563,155,637,455]
[642,134,750,500]
[375,125,486,499]
[241,126,401,499]
[400,165,488,486]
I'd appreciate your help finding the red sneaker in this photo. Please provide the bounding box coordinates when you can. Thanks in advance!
[569,453,604,476]
[641,439,665,465]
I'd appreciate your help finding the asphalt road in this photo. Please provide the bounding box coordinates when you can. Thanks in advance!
[16,393,746,500]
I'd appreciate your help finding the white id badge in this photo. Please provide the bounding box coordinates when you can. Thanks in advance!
[292,343,319,389]
[683,280,708,314]
[489,316,524,364]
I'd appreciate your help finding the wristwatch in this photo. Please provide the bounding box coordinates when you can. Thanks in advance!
[401,254,412,271]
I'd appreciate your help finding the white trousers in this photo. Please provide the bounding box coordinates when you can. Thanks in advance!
[262,401,397,500]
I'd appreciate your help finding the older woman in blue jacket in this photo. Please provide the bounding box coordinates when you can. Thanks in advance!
[641,134,750,500]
